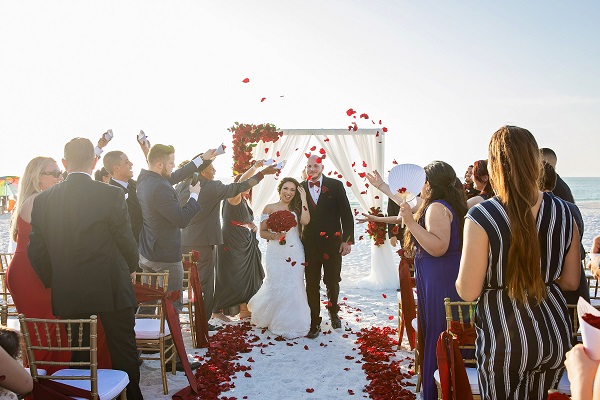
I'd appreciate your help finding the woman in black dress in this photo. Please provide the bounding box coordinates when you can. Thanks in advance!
[213,161,265,320]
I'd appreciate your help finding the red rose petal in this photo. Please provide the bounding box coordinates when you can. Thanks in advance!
[352,162,356,167]
[316,157,322,164]
[260,97,266,102]
[348,389,355,395]
[382,293,387,298]
[378,119,382,124]
[343,297,348,300]
[346,108,356,116]
[242,78,250,83]
[276,151,280,157]
[358,172,366,178]
[345,355,354,360]
[382,127,388,132]
[388,315,394,320]
[374,195,379,199]
[324,137,330,142]
[247,357,254,362]
[323,253,330,260]
[305,153,311,158]
[244,372,252,377]
[264,148,269,153]
[359,113,369,119]
[362,161,367,167]
[334,231,341,236]
[304,345,309,350]
[359,235,364,240]
[303,206,308,211]
[346,181,352,187]
[319,148,326,154]
[291,261,297,266]
[310,145,316,151]
[360,191,366,195]
[392,159,398,165]
[344,367,350,371]
[320,231,326,236]
[375,132,379,137]
[306,388,315,393]
[286,257,291,262]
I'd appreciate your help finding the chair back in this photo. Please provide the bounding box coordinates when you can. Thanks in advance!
[568,304,581,344]
[0,253,13,273]
[135,272,169,330]
[0,270,17,318]
[18,314,99,398]
[182,253,194,303]
[444,298,477,367]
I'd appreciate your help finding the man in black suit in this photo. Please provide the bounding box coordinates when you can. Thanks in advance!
[28,137,143,399]
[541,148,575,203]
[176,162,277,328]
[136,144,213,313]
[104,150,143,243]
[302,155,354,338]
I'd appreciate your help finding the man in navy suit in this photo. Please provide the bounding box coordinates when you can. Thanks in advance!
[301,155,354,338]
[28,137,143,399]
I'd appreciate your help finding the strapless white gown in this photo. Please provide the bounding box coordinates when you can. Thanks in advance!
[248,213,310,339]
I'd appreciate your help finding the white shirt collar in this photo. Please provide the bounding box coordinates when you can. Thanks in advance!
[113,178,128,188]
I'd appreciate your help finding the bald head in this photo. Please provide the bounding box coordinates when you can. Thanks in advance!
[305,155,324,181]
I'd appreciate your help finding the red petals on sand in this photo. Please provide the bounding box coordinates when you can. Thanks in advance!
[291,261,297,266]
[242,78,250,83]
[343,297,348,301]
[348,389,355,395]
[382,294,387,298]
[356,326,415,399]
[388,316,394,320]
[306,388,315,393]
[304,345,309,350]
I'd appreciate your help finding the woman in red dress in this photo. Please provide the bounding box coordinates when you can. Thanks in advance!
[6,156,69,373]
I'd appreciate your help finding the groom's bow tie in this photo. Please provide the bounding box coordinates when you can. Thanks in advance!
[309,181,320,188]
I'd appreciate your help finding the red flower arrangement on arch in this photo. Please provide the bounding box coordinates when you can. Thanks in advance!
[228,122,283,175]
[366,207,387,247]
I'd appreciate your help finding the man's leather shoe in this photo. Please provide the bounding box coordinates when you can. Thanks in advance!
[166,360,201,372]
[207,323,223,331]
[330,313,341,329]
[306,324,321,339]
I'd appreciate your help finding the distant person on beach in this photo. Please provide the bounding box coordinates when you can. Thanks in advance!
[27,138,143,399]
[6,156,70,373]
[364,161,466,400]
[175,157,277,329]
[589,235,600,279]
[301,155,354,338]
[467,159,494,209]
[456,126,581,399]
[541,147,575,203]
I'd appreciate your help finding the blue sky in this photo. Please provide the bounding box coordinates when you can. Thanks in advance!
[0,1,598,179]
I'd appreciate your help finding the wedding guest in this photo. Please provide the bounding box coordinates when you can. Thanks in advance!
[302,155,354,338]
[137,145,214,313]
[466,159,494,208]
[540,161,589,305]
[212,161,266,320]
[564,344,600,400]
[175,160,277,330]
[456,126,581,399]
[541,147,575,203]
[103,145,147,244]
[28,138,144,399]
[463,164,480,199]
[94,167,111,183]
[589,235,600,277]
[6,157,70,373]
[365,161,466,400]
[0,346,32,399]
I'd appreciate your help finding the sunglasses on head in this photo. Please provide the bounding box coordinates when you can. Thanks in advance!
[41,170,63,178]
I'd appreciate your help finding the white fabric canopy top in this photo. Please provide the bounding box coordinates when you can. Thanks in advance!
[249,129,398,290]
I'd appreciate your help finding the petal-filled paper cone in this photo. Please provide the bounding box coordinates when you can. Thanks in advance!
[215,143,226,156]
[578,296,600,360]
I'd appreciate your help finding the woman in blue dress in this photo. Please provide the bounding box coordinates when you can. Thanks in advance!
[364,161,467,400]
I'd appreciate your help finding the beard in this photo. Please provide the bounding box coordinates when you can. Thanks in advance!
[160,165,171,178]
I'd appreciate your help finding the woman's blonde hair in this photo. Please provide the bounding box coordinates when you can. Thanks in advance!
[488,126,544,304]
[10,157,57,241]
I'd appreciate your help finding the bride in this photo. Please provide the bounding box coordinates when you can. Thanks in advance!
[248,177,311,339]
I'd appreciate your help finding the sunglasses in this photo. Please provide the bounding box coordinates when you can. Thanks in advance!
[41,170,63,178]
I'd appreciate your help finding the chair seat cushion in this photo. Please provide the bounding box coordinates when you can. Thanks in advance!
[433,367,480,395]
[135,318,171,339]
[51,368,129,399]
[556,372,571,395]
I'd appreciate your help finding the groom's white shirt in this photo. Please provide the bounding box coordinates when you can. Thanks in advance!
[308,175,323,204]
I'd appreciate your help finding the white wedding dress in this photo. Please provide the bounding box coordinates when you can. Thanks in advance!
[248,212,311,339]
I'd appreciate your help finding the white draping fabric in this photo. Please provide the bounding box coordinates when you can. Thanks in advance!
[250,134,311,216]
[314,133,397,290]
[248,129,397,291]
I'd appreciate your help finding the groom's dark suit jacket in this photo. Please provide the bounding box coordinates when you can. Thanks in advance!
[109,178,142,243]
[301,176,354,255]
[28,173,139,317]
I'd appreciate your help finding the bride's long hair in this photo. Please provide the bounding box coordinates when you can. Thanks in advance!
[277,177,303,234]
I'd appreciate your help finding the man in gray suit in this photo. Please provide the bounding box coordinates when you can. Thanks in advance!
[176,162,277,329]
[137,145,215,312]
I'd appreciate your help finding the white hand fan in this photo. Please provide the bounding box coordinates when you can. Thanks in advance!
[388,164,426,227]
[578,297,600,360]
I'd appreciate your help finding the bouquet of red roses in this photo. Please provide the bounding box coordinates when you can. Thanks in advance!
[366,206,387,247]
[266,210,297,245]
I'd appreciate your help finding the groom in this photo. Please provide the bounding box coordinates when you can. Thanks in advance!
[302,155,354,338]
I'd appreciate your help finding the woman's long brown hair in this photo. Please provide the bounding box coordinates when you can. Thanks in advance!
[488,126,545,304]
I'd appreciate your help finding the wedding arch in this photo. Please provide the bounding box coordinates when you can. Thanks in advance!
[249,129,398,290]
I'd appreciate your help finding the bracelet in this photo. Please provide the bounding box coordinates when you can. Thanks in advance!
[376,181,384,189]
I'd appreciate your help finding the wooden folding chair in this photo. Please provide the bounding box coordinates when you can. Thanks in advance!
[0,253,13,272]
[19,314,128,399]
[435,297,480,400]
[135,271,176,394]
[181,253,196,348]
[0,270,17,319]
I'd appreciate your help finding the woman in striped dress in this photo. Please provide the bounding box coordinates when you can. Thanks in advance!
[456,126,582,400]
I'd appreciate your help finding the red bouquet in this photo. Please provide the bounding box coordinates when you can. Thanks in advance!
[266,210,297,245]
[366,206,387,247]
